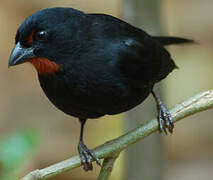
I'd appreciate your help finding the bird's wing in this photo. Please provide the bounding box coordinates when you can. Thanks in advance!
[114,36,177,84]
[87,13,177,83]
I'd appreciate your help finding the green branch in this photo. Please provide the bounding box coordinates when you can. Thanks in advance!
[21,90,213,180]
[98,155,119,180]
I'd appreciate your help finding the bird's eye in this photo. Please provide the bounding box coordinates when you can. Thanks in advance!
[35,31,48,41]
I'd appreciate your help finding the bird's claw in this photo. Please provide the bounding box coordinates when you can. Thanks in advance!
[78,141,101,171]
[157,102,174,135]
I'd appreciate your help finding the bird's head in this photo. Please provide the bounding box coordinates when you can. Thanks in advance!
[9,7,85,75]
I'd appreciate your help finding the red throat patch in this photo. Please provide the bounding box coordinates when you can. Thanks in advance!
[29,58,60,75]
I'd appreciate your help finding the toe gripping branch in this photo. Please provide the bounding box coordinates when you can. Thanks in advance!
[78,91,174,171]
[78,119,101,171]
[151,91,174,134]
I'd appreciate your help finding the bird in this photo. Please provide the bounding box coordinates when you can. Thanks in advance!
[8,7,193,171]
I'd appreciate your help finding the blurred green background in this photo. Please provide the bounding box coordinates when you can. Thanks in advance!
[0,0,213,179]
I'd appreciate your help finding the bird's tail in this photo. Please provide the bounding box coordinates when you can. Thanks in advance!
[153,36,195,46]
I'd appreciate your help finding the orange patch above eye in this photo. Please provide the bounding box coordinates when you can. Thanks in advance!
[29,58,60,75]
[27,31,34,44]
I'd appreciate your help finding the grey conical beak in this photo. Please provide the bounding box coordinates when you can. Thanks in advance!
[8,42,35,67]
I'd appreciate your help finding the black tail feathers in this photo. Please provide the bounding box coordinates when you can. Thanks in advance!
[153,36,195,46]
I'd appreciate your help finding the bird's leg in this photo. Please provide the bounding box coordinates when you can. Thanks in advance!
[78,118,101,171]
[151,90,174,134]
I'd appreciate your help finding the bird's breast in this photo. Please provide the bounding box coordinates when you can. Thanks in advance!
[38,70,153,119]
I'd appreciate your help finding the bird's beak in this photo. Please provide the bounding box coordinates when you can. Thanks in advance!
[8,42,35,67]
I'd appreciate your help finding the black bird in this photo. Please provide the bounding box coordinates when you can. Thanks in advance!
[8,7,193,171]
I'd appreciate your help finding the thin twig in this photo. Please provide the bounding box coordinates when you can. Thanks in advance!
[21,90,213,180]
[98,155,119,180]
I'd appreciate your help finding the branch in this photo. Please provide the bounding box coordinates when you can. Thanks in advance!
[98,155,118,180]
[21,90,213,180]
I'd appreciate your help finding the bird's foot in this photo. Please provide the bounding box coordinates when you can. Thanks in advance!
[157,102,174,135]
[78,141,101,171]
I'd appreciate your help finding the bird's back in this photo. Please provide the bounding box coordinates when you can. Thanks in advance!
[86,13,177,83]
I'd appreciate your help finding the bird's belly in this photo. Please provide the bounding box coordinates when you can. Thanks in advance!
[39,75,152,119]
[44,86,151,119]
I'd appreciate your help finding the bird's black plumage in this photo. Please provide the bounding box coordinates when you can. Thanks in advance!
[9,7,193,171]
